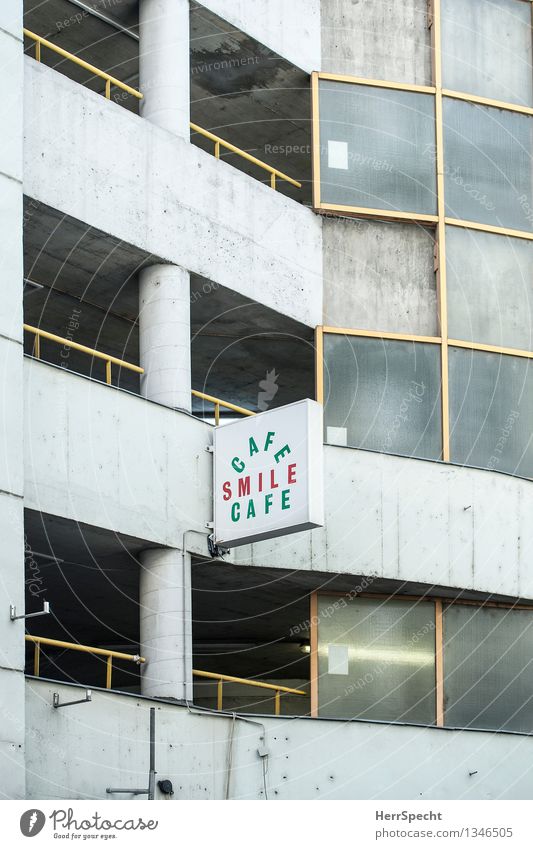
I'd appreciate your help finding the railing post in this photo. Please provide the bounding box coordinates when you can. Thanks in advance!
[105,360,112,385]
[217,679,223,711]
[34,641,40,677]
[105,78,111,99]
[106,655,113,689]
[33,333,40,360]
[275,690,281,715]
[35,40,41,62]
[214,140,220,159]
[271,172,276,190]
[214,402,220,426]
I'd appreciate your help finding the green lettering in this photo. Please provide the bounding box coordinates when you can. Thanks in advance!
[249,437,259,456]
[231,457,245,473]
[281,489,290,510]
[274,444,291,464]
[246,499,256,519]
[264,431,275,451]
[264,493,273,514]
[231,502,240,522]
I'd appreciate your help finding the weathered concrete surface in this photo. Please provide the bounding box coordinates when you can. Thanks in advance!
[26,679,533,800]
[24,359,533,601]
[23,59,322,328]
[0,0,25,800]
[321,0,432,85]
[233,447,533,602]
[23,359,211,549]
[322,217,437,335]
[196,0,321,74]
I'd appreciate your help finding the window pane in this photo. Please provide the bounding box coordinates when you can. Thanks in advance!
[442,0,533,106]
[449,347,533,477]
[444,604,533,732]
[324,335,442,460]
[317,595,436,723]
[318,80,437,214]
[447,226,533,350]
[443,98,533,230]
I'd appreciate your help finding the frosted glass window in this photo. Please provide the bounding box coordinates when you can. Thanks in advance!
[317,595,436,723]
[323,335,442,461]
[444,604,533,732]
[449,347,533,478]
[447,226,533,350]
[443,98,533,230]
[318,80,437,214]
[442,0,533,106]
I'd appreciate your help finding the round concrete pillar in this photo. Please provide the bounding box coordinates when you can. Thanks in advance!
[139,547,192,701]
[139,0,190,136]
[139,264,191,411]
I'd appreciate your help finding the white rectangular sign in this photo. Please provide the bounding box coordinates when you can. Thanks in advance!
[214,399,324,547]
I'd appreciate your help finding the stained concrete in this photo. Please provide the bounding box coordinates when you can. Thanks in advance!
[321,0,432,85]
[322,216,438,335]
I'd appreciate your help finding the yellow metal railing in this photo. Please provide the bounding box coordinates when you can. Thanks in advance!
[193,669,306,716]
[24,326,256,415]
[190,122,302,191]
[23,324,144,386]
[23,29,300,191]
[25,635,145,690]
[23,28,143,100]
[192,389,255,425]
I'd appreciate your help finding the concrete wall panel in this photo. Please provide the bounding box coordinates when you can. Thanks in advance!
[323,218,437,336]
[321,0,431,85]
[23,360,211,548]
[24,360,533,599]
[25,679,533,800]
[23,60,322,328]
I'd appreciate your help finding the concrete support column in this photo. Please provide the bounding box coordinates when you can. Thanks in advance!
[139,264,191,412]
[139,0,190,137]
[139,547,193,702]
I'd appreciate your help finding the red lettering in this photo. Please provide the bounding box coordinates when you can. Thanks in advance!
[238,476,251,497]
[258,472,263,492]
[222,481,232,501]
[288,463,297,485]
[270,468,278,489]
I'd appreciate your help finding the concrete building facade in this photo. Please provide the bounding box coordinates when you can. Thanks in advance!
[1,0,533,800]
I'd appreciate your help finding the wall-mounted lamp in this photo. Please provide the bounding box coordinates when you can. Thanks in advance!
[299,639,311,655]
